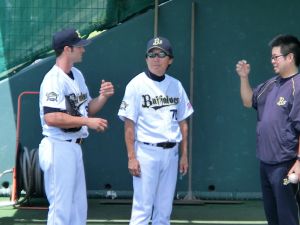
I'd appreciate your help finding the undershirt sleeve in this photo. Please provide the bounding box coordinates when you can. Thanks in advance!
[43,106,65,114]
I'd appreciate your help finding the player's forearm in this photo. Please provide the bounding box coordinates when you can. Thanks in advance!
[88,95,108,116]
[44,112,88,128]
[179,120,188,157]
[124,119,136,160]
[240,77,253,108]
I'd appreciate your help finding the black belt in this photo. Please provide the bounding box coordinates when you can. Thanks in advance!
[44,136,83,145]
[66,138,83,145]
[143,142,176,149]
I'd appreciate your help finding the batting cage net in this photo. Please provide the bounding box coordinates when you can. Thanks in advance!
[0,0,167,79]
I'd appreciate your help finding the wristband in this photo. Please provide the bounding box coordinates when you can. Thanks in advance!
[297,155,300,161]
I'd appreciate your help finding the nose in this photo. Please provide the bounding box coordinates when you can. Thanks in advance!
[153,55,160,60]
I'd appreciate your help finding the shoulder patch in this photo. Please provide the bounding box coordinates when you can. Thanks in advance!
[120,101,128,110]
[46,92,58,102]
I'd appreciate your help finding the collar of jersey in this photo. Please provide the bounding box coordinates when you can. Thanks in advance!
[276,72,299,84]
[67,70,74,80]
[145,70,165,82]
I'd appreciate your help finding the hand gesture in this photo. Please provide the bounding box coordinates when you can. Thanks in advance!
[86,117,108,132]
[236,60,250,78]
[99,80,114,98]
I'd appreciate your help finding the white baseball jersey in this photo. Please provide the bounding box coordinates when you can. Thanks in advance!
[39,65,92,140]
[118,72,193,143]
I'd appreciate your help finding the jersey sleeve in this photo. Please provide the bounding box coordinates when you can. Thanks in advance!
[252,83,265,110]
[40,75,66,111]
[289,79,300,132]
[176,83,194,122]
[118,81,139,122]
[252,77,277,110]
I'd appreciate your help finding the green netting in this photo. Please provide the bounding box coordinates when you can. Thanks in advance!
[0,0,167,79]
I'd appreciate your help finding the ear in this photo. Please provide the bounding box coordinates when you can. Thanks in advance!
[287,52,295,63]
[168,58,173,65]
[63,46,73,53]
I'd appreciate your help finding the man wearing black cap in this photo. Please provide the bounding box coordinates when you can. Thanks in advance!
[118,37,194,225]
[38,28,114,225]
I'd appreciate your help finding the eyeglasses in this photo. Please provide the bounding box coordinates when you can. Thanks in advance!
[146,51,168,58]
[271,53,289,61]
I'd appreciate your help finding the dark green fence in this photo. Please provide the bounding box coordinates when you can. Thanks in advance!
[0,0,167,78]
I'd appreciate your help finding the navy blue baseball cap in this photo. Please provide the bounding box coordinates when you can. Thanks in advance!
[52,28,91,50]
[146,37,173,58]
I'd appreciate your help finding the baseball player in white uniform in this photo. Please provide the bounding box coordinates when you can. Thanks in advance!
[38,28,114,225]
[118,37,194,225]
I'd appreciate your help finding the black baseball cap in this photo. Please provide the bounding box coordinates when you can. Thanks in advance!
[52,28,91,50]
[146,37,173,58]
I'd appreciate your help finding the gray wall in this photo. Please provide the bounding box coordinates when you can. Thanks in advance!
[1,0,300,199]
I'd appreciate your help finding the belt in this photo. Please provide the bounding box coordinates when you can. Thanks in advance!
[44,136,83,145]
[143,142,176,149]
[66,138,83,145]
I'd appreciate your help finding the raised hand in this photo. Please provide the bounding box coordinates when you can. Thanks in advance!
[99,80,114,98]
[236,60,251,78]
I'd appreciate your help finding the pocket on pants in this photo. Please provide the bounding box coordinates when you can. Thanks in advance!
[38,138,53,171]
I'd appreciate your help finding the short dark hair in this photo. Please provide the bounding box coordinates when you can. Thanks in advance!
[54,48,64,57]
[54,46,73,57]
[269,34,300,66]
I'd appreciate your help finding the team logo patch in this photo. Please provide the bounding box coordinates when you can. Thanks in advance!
[142,94,179,110]
[46,92,58,102]
[120,101,128,110]
[153,37,163,46]
[277,97,287,106]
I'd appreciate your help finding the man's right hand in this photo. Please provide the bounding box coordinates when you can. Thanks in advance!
[86,117,108,132]
[236,60,250,78]
[128,158,141,177]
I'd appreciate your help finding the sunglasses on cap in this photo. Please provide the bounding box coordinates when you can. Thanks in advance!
[146,51,168,58]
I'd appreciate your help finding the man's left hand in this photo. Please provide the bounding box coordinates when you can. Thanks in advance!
[99,80,114,98]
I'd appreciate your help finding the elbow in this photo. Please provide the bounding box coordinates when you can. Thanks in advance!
[241,97,252,108]
[44,113,62,126]
[243,101,252,108]
[44,117,56,126]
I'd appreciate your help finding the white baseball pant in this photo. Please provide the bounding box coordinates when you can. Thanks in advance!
[39,137,87,225]
[130,142,179,225]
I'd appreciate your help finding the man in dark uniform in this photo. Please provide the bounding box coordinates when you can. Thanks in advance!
[236,34,300,225]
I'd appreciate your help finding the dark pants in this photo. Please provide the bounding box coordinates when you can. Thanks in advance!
[260,160,300,225]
